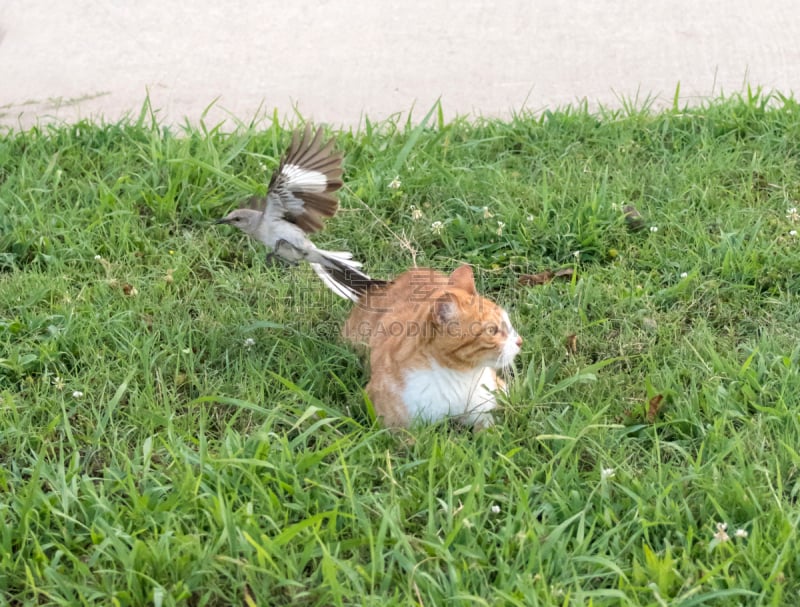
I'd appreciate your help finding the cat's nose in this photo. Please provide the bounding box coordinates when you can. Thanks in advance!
[515,336,523,347]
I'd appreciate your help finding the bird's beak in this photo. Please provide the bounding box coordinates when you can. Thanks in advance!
[214,217,231,225]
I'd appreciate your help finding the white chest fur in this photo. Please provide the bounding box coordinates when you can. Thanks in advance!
[402,361,501,428]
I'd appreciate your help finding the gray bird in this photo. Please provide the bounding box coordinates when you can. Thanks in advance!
[216,125,383,301]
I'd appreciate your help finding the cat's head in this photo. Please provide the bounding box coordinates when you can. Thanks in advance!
[428,265,522,370]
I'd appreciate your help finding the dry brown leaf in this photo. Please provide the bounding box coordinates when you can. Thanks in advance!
[646,394,664,422]
[752,171,770,193]
[623,204,646,232]
[565,333,578,355]
[121,283,138,297]
[518,270,554,286]
[519,268,575,287]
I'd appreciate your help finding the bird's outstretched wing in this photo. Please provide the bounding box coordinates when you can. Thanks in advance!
[261,124,344,234]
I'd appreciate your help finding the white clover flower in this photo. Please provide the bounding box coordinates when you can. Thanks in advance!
[572,250,581,260]
[52,376,65,391]
[388,176,401,190]
[649,226,658,233]
[431,221,444,235]
[410,205,423,221]
[735,528,748,539]
[790,230,798,237]
[496,221,506,236]
[601,467,615,480]
[72,390,84,398]
[526,214,534,222]
[714,522,730,543]
[787,207,799,222]
[680,272,688,279]
[482,206,493,219]
[490,504,501,515]
[244,337,256,349]
[94,255,102,261]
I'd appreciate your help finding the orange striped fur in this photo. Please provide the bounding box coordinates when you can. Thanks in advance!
[343,265,522,429]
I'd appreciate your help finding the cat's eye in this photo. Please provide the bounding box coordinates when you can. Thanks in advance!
[485,324,498,336]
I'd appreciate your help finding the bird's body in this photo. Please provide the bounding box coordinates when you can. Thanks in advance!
[216,125,383,301]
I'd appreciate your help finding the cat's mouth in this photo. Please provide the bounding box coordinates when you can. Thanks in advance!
[495,336,522,368]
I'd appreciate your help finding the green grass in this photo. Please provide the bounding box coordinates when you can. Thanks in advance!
[2,90,800,605]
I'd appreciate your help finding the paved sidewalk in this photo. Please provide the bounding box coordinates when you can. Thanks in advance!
[1,1,798,129]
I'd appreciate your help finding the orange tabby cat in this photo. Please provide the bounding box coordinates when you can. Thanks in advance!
[343,265,522,429]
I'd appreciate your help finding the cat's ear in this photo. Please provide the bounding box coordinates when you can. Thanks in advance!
[432,293,458,325]
[450,265,476,294]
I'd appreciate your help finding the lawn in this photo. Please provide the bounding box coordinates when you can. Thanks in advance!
[2,91,800,605]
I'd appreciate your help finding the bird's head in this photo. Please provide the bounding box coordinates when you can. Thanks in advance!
[214,208,262,235]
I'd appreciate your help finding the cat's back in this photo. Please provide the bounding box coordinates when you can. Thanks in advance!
[342,267,450,347]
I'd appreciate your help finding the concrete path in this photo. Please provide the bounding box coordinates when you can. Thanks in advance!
[1,1,799,130]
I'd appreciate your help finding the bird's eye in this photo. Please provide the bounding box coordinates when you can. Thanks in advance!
[485,324,498,336]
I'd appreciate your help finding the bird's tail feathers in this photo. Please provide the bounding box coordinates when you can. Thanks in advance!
[318,250,362,268]
[309,250,387,302]
[309,263,360,301]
